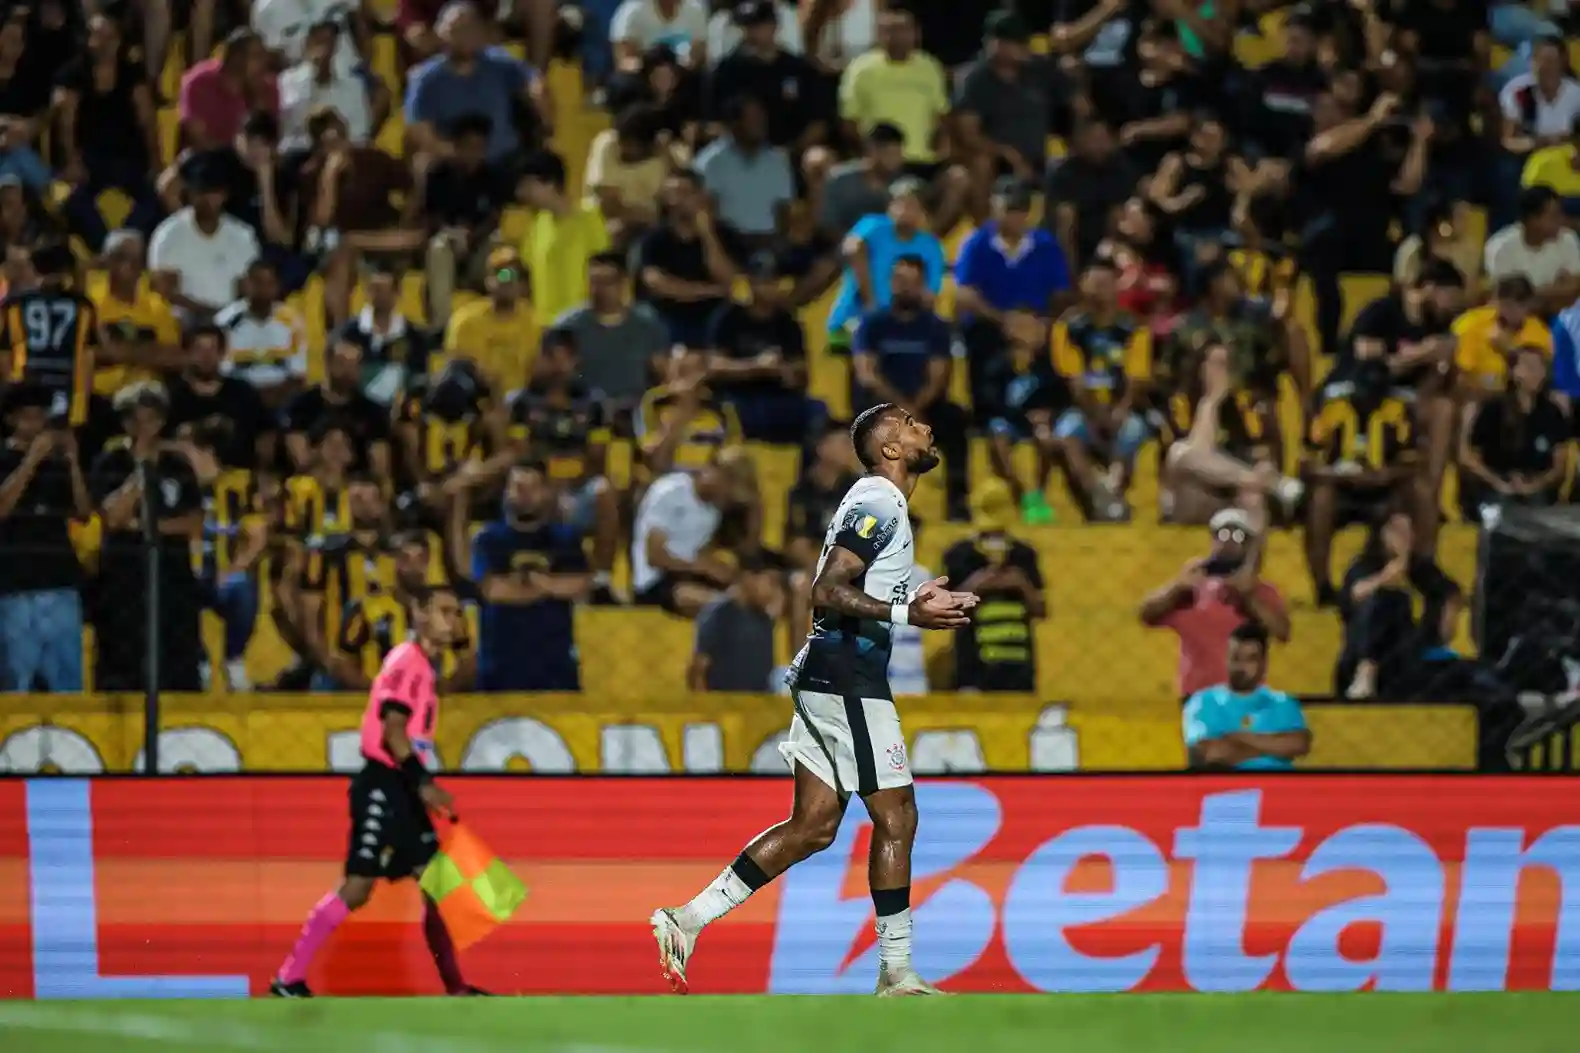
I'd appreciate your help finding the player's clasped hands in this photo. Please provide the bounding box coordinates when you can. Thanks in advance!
[909,576,980,629]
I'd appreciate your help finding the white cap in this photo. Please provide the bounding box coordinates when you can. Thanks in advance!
[1208,507,1254,536]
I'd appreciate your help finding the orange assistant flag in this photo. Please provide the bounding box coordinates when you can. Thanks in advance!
[418,821,527,950]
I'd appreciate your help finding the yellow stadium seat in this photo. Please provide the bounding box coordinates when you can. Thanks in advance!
[157,106,180,166]
[96,188,133,232]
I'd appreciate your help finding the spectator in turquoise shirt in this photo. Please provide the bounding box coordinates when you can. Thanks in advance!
[1182,621,1312,771]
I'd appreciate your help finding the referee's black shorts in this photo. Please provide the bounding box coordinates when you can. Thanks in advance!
[344,761,439,880]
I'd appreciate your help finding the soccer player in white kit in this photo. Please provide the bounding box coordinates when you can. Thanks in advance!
[651,404,979,996]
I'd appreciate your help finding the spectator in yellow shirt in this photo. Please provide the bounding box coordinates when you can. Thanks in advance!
[1453,275,1554,398]
[92,229,184,398]
[1521,119,1580,213]
[838,9,948,166]
[443,247,540,393]
[519,150,612,325]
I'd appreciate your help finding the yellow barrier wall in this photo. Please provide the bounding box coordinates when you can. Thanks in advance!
[0,693,1476,773]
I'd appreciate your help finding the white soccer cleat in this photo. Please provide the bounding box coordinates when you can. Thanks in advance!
[875,965,946,997]
[650,908,696,995]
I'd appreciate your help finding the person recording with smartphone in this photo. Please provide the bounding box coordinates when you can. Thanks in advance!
[89,381,206,693]
[0,382,91,691]
[1139,501,1291,700]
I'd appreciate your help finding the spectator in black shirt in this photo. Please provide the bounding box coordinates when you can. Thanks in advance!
[705,251,822,443]
[607,43,703,149]
[57,13,164,251]
[0,383,90,691]
[1298,91,1430,359]
[1112,24,1198,174]
[1336,508,1463,700]
[421,112,511,325]
[941,483,1046,692]
[343,265,434,405]
[688,550,780,692]
[635,168,740,349]
[166,323,276,471]
[90,381,206,693]
[0,16,52,193]
[707,1,825,152]
[783,417,858,569]
[1047,117,1140,269]
[1458,345,1572,521]
[282,331,394,477]
[1242,11,1325,161]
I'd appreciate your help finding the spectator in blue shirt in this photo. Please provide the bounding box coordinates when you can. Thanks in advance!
[1553,298,1580,409]
[957,180,1073,522]
[852,255,971,520]
[404,2,552,164]
[827,177,946,350]
[470,460,593,691]
[1182,622,1312,771]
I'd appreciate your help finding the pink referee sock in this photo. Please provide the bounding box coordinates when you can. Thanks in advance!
[278,892,351,984]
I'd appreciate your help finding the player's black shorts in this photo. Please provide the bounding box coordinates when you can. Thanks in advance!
[344,761,438,880]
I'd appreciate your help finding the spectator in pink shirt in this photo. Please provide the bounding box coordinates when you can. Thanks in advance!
[179,28,278,150]
[1139,504,1291,699]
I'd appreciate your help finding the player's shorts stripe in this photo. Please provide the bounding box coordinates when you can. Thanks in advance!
[843,693,879,796]
[790,689,848,799]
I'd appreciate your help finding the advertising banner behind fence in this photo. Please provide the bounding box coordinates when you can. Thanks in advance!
[2,775,1574,999]
[0,694,1477,773]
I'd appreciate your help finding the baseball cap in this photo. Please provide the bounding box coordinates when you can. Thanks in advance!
[487,246,524,278]
[985,9,1031,43]
[734,0,777,26]
[866,122,905,147]
[888,175,927,202]
[1209,507,1256,537]
[745,250,780,281]
[993,176,1034,212]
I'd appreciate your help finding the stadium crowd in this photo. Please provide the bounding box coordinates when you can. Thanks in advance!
[0,0,1575,718]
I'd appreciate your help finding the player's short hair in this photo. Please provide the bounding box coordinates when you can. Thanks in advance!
[850,403,899,470]
[391,528,430,553]
[1229,621,1270,651]
[185,322,226,349]
[407,581,457,608]
[1493,274,1536,305]
[521,149,568,191]
[588,250,627,275]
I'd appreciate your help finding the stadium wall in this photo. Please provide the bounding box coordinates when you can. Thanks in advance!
[2,775,1577,997]
[0,692,1477,772]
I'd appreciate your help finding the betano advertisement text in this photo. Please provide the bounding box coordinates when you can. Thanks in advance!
[2,776,1577,997]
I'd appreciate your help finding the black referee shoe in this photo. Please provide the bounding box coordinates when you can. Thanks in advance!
[269,978,314,998]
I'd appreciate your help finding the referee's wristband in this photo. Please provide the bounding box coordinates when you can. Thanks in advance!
[890,603,910,627]
[400,754,431,788]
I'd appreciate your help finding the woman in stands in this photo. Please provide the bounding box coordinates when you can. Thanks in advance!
[1457,344,1572,524]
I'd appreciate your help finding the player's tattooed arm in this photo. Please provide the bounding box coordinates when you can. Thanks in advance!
[810,546,892,620]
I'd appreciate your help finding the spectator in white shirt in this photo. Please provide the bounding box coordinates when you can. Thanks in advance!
[252,0,364,71]
[214,259,311,407]
[631,448,758,618]
[148,172,263,321]
[1485,185,1580,312]
[279,19,378,149]
[705,0,801,65]
[1499,38,1580,151]
[612,0,709,72]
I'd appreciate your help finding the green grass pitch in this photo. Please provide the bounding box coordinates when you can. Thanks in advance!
[1,995,1575,1053]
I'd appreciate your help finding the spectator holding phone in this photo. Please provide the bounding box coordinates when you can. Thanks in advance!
[0,383,91,691]
[1140,503,1290,699]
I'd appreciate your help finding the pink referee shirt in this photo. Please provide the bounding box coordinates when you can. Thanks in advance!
[1158,577,1285,698]
[360,641,439,768]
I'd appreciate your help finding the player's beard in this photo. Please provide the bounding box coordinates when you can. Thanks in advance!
[908,447,940,475]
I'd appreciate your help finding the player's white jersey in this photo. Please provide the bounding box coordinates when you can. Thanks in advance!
[787,475,913,700]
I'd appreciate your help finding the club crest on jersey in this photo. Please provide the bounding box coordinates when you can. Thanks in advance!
[887,742,908,771]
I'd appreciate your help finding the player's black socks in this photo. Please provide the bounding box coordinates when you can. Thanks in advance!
[730,851,773,891]
[871,886,910,917]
